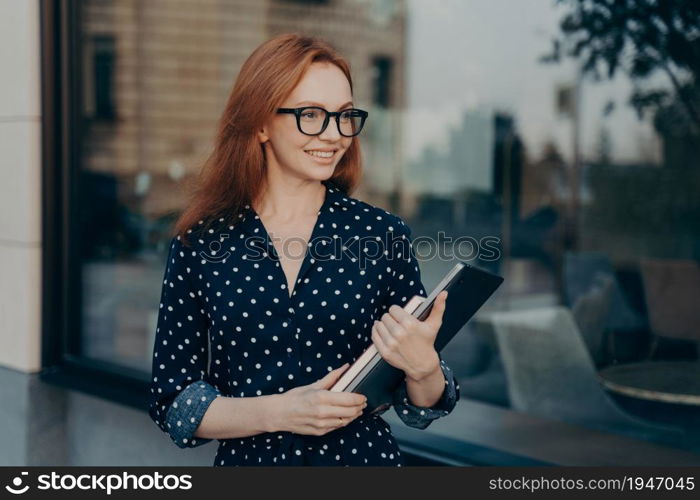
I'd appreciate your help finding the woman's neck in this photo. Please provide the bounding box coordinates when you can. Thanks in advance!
[253,179,326,221]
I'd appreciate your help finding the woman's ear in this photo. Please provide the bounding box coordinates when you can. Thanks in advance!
[257,127,269,144]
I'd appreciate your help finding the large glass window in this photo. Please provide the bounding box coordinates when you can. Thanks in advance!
[55,0,700,461]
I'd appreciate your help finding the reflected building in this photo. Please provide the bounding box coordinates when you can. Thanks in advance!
[81,0,408,256]
[78,0,407,370]
[404,108,494,229]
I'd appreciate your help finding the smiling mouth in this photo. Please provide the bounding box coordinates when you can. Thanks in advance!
[304,150,338,159]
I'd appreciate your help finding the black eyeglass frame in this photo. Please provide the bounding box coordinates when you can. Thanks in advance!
[276,106,369,137]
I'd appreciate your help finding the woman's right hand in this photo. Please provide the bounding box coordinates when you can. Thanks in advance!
[270,363,368,436]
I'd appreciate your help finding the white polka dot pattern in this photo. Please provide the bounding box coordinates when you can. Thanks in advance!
[147,179,460,465]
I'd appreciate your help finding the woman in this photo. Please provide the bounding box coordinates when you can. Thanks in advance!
[148,33,460,466]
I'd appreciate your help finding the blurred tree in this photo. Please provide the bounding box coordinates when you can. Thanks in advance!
[596,125,613,164]
[542,0,700,132]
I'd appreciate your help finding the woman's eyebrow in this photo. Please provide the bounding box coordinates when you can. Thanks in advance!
[294,100,354,109]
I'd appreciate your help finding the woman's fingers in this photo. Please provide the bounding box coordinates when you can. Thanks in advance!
[380,311,400,329]
[319,403,366,419]
[302,404,365,435]
[374,320,405,358]
[424,290,448,332]
[311,363,349,390]
[387,303,418,326]
[373,319,394,347]
[371,323,389,357]
[323,409,365,428]
[317,389,366,407]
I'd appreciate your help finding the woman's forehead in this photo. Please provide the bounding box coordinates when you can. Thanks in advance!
[292,99,354,109]
[287,64,352,107]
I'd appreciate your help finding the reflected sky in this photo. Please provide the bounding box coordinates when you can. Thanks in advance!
[406,0,664,165]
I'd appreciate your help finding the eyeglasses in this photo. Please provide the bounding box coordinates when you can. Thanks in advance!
[276,106,369,137]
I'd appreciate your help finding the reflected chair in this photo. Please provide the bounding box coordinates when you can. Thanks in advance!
[443,322,510,408]
[639,258,700,360]
[564,252,647,361]
[454,352,510,408]
[571,272,614,366]
[489,306,685,446]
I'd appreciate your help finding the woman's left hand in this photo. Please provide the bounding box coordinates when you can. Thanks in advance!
[371,290,448,381]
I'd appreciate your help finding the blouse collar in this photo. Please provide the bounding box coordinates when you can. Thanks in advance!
[235,179,349,238]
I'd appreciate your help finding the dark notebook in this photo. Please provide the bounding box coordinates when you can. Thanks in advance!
[330,261,504,415]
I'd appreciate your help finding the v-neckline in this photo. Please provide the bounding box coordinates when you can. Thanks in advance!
[250,182,331,300]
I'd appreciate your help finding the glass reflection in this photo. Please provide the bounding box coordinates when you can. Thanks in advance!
[77,0,700,456]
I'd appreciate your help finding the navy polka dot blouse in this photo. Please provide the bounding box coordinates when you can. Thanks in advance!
[148,179,460,466]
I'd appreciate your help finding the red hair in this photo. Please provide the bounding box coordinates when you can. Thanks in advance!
[174,33,363,246]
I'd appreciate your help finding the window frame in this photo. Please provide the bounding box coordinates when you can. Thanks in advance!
[39,0,150,411]
[37,0,700,467]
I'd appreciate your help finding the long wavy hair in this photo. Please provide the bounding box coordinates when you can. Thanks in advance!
[174,33,363,246]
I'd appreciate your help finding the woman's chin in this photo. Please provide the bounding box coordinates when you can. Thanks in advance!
[299,165,336,179]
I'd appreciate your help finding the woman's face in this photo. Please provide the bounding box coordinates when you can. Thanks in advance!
[258,62,354,183]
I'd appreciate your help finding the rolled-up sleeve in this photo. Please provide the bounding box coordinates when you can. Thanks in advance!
[148,234,222,448]
[380,216,461,429]
[391,354,460,430]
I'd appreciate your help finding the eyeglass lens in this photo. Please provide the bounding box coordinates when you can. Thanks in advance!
[299,107,363,136]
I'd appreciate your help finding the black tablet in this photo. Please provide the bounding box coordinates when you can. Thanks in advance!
[345,261,504,415]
